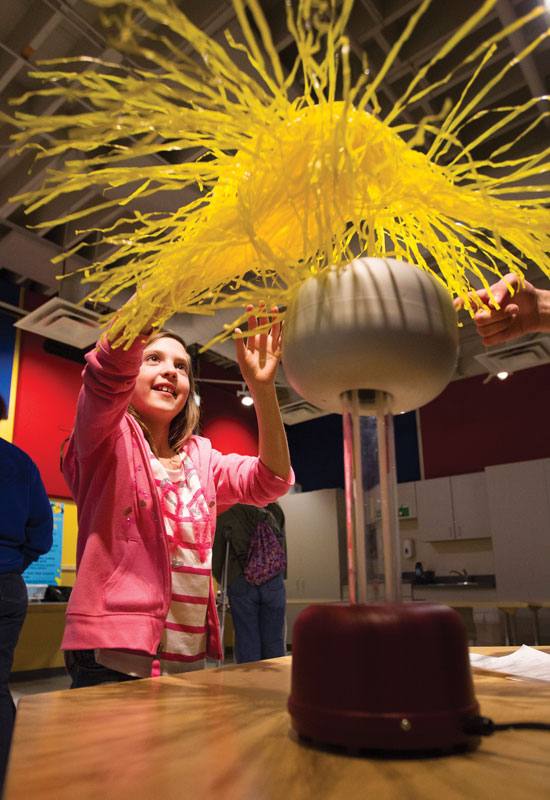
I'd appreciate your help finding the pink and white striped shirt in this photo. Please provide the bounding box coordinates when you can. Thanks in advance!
[96,451,213,677]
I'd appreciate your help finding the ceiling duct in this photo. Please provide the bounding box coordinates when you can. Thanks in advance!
[473,335,550,375]
[280,399,331,425]
[14,297,101,348]
[276,383,329,425]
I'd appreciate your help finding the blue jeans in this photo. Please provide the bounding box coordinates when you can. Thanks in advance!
[227,573,286,664]
[68,650,139,689]
[0,572,28,792]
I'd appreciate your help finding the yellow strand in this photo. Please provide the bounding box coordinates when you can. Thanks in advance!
[0,0,548,347]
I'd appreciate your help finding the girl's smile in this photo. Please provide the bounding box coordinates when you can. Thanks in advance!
[131,337,190,423]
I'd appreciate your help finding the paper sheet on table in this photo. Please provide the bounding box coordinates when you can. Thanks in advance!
[469,645,550,683]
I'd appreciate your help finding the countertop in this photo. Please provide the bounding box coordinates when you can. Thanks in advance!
[404,573,496,589]
[5,648,550,800]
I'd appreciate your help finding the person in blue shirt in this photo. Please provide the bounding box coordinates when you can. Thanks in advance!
[0,394,53,792]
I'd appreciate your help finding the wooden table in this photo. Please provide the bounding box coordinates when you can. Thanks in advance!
[5,649,550,800]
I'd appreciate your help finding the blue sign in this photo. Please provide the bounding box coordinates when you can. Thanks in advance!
[23,501,64,586]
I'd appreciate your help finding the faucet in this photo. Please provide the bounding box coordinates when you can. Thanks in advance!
[450,569,469,580]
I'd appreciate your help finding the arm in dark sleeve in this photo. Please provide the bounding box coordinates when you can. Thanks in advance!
[267,502,285,531]
[212,508,234,583]
[213,504,259,585]
[21,465,54,573]
[267,502,287,578]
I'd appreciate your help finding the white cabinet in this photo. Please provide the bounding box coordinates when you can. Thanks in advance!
[416,477,453,540]
[485,458,550,601]
[278,488,344,600]
[451,472,491,540]
[416,472,490,541]
[278,488,345,647]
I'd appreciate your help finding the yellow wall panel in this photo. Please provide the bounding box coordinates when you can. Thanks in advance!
[12,604,66,672]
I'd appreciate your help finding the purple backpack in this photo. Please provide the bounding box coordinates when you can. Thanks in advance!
[244,519,286,586]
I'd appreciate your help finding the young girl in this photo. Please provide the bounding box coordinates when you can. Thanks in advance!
[62,304,293,687]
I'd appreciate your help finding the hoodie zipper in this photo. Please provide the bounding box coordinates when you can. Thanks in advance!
[126,413,172,622]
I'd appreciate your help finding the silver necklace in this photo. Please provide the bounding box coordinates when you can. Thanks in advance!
[160,452,181,469]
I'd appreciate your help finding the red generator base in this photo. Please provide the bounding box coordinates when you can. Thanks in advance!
[288,602,481,754]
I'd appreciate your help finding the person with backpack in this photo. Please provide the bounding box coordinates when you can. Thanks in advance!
[212,502,287,663]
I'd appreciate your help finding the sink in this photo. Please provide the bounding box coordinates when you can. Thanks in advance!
[407,574,496,590]
[415,581,479,588]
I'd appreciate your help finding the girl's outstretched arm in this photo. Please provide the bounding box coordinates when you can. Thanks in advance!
[235,305,291,481]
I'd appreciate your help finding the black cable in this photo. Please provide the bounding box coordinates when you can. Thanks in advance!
[464,715,550,736]
[492,722,550,731]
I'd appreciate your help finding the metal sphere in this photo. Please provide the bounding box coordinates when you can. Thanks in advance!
[282,258,459,415]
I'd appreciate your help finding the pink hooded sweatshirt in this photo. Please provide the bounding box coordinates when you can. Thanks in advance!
[61,331,293,660]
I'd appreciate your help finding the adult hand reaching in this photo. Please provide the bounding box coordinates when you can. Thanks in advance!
[455,274,550,346]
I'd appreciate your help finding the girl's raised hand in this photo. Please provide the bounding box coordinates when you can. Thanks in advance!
[234,304,283,394]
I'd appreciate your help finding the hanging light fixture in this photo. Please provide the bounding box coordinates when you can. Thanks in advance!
[237,384,254,406]
[482,370,512,384]
[195,377,262,406]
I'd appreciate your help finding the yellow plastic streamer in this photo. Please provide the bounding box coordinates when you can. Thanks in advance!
[1,0,549,347]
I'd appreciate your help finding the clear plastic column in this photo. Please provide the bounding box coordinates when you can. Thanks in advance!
[342,389,402,604]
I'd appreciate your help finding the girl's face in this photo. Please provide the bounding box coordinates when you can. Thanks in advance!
[131,337,191,425]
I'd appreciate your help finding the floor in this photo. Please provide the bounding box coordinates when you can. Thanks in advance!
[9,672,71,705]
[9,653,237,705]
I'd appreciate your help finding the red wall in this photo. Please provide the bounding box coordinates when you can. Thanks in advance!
[12,292,82,498]
[13,330,83,498]
[419,362,550,478]
[198,363,258,455]
[10,299,258,496]
[201,397,258,455]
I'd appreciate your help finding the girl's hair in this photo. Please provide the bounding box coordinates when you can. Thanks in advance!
[0,394,6,420]
[128,330,200,454]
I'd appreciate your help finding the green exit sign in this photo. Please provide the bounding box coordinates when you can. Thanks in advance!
[375,506,410,519]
